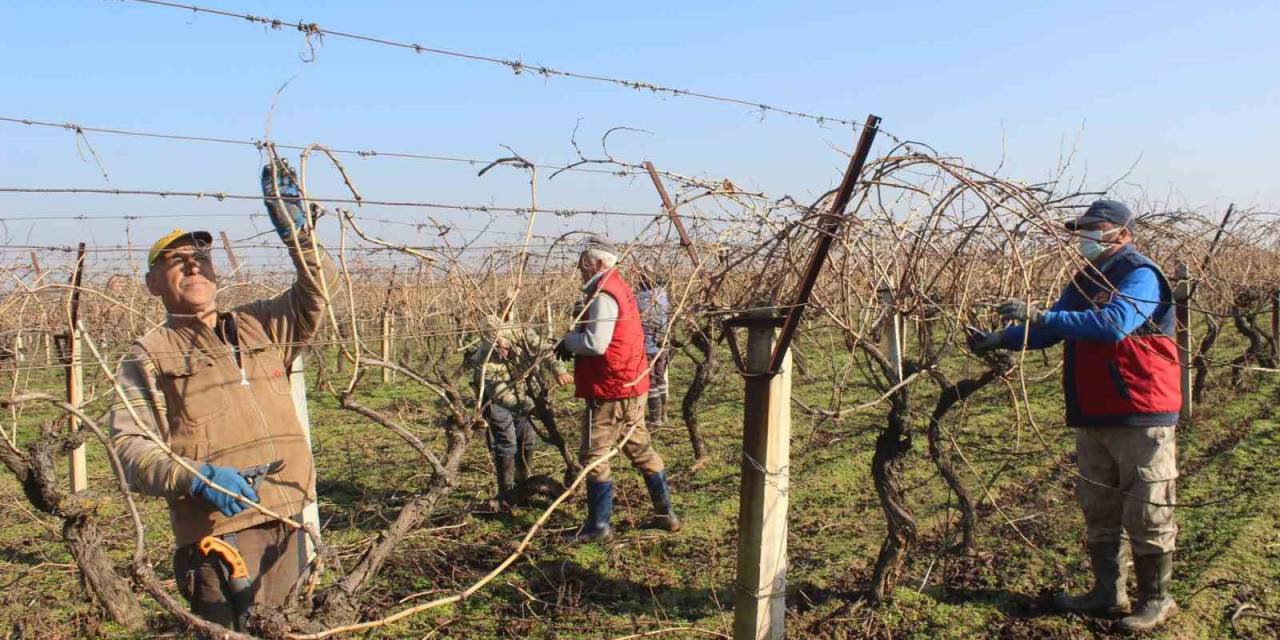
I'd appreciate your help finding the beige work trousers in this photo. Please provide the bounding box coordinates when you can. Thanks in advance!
[580,396,665,482]
[1075,425,1178,556]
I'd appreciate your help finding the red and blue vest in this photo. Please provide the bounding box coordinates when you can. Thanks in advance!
[1061,246,1182,427]
[574,269,651,400]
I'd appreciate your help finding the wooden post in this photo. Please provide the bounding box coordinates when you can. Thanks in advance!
[380,310,394,383]
[219,231,242,280]
[66,243,87,493]
[30,251,43,280]
[1174,262,1192,419]
[289,353,321,561]
[732,309,791,640]
[1272,288,1279,364]
[379,271,398,384]
[878,280,904,382]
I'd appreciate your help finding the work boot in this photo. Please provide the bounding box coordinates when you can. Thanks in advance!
[1117,553,1178,633]
[565,480,613,542]
[646,395,663,427]
[515,447,534,485]
[1054,541,1130,617]
[494,454,517,510]
[643,470,682,532]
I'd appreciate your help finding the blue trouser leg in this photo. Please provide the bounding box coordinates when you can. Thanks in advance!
[486,403,519,457]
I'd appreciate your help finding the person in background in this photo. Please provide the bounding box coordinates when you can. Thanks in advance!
[971,200,1181,634]
[555,237,680,542]
[467,314,572,509]
[634,267,671,429]
[108,159,337,631]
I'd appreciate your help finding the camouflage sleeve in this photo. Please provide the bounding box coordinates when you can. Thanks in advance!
[466,340,491,391]
[235,232,339,363]
[106,345,198,498]
[525,329,567,378]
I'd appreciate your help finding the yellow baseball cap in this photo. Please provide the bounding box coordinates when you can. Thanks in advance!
[148,229,213,268]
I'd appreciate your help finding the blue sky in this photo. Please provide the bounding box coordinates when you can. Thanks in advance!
[2,0,1277,269]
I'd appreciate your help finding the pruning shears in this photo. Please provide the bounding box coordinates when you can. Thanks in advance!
[239,459,284,488]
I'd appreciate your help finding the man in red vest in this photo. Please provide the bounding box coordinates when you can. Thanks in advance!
[555,237,680,542]
[971,201,1180,633]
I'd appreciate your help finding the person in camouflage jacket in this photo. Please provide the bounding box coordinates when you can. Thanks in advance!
[467,315,571,508]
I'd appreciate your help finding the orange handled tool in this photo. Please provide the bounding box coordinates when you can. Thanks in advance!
[198,536,249,579]
[198,536,254,630]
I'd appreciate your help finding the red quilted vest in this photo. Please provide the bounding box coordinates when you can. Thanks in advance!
[573,270,651,400]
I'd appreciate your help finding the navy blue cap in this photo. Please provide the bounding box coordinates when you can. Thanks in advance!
[1065,200,1134,231]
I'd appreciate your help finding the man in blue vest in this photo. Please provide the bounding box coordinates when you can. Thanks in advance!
[971,200,1181,633]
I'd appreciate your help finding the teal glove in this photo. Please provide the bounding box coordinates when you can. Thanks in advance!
[997,300,1043,324]
[260,159,308,242]
[190,463,259,517]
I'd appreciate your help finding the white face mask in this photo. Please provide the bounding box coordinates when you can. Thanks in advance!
[1078,228,1122,261]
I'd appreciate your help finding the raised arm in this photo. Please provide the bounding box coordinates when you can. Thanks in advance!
[235,160,340,362]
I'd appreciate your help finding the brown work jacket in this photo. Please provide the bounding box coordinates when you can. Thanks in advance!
[108,237,336,547]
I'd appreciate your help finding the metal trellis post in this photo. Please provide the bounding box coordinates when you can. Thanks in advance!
[219,231,242,280]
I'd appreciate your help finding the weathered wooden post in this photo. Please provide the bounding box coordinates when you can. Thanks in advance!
[380,270,398,383]
[1272,288,1279,364]
[30,252,47,367]
[728,309,791,640]
[878,279,904,382]
[1173,261,1192,419]
[724,113,881,640]
[380,309,394,383]
[66,243,87,493]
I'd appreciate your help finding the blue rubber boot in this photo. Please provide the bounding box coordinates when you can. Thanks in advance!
[566,480,613,542]
[643,470,682,532]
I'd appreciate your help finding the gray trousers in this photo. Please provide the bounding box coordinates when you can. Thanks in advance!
[1075,425,1178,556]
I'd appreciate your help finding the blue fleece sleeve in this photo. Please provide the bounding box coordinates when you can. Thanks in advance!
[1036,267,1162,342]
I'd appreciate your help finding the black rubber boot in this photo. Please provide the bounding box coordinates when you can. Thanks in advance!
[646,395,663,428]
[643,470,681,532]
[1117,552,1178,633]
[515,447,533,485]
[565,480,613,542]
[1054,541,1131,617]
[494,454,517,510]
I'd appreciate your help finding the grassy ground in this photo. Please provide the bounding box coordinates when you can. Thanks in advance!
[3,327,1279,639]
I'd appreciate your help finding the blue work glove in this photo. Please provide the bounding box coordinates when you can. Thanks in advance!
[967,329,1005,355]
[260,159,308,243]
[996,299,1043,324]
[190,463,260,517]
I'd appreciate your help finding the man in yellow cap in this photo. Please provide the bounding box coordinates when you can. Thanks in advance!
[107,159,337,631]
